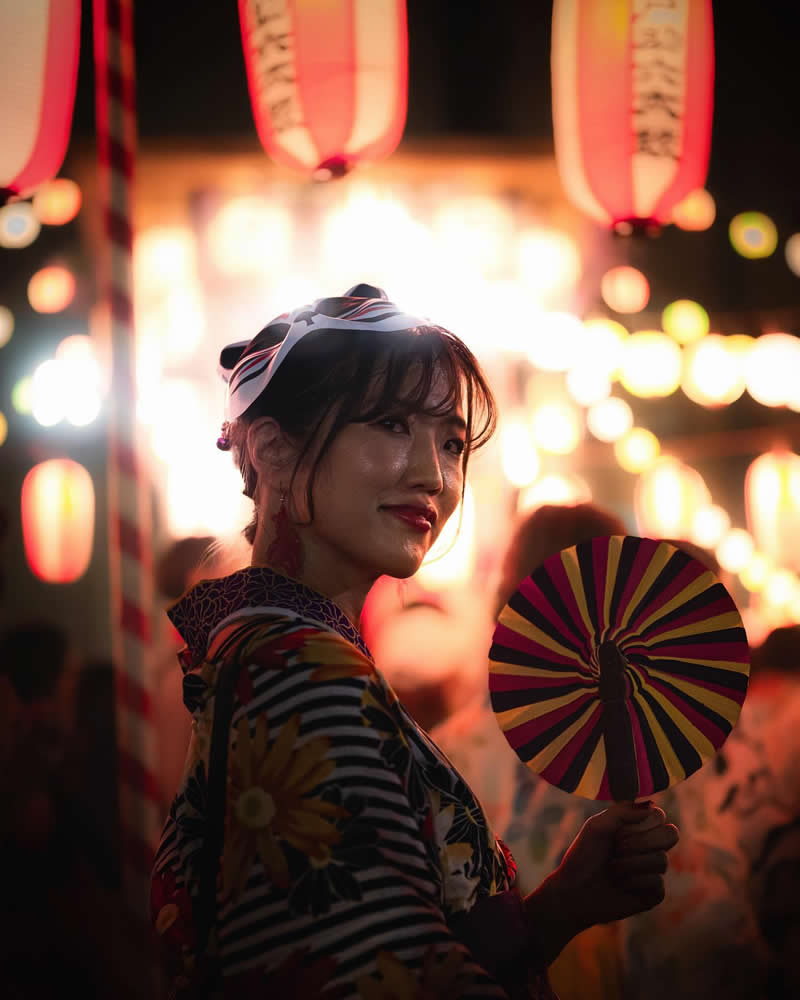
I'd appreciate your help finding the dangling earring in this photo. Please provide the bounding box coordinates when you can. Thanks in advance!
[266,488,303,578]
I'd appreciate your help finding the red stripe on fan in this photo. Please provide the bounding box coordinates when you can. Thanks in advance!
[539,702,603,787]
[505,692,596,752]
[627,698,656,798]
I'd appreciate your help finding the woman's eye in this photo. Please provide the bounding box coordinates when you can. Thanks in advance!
[377,416,408,433]
[445,438,466,457]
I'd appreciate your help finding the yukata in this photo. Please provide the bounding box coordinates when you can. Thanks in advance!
[151,567,557,999]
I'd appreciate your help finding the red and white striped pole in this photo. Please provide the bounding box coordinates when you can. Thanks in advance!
[93,0,160,916]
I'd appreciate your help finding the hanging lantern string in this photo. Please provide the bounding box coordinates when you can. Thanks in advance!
[93,0,159,918]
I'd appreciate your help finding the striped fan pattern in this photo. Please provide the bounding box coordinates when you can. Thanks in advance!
[489,536,750,801]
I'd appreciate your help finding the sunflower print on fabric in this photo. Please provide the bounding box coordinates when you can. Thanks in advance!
[224,713,347,898]
[358,947,471,1000]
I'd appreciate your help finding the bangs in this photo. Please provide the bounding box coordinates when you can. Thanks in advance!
[343,325,496,453]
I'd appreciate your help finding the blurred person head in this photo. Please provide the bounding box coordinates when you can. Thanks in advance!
[155,535,217,602]
[750,625,800,678]
[493,502,628,619]
[367,580,493,731]
[0,621,78,742]
[0,620,71,703]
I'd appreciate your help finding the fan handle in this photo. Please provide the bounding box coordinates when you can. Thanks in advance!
[598,640,640,802]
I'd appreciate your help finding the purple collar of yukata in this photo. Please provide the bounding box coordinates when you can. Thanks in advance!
[167,566,373,672]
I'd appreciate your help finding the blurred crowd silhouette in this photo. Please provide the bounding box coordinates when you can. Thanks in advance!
[2,511,799,998]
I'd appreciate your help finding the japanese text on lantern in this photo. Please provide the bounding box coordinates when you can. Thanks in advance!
[632,0,688,160]
[247,0,303,133]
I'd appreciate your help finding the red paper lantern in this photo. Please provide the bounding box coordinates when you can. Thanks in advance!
[22,459,95,583]
[0,1,81,201]
[551,0,714,230]
[238,0,408,178]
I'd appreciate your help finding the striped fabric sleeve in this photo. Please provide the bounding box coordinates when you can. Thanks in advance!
[152,623,515,998]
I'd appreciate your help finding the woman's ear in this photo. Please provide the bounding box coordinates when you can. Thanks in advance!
[246,417,296,486]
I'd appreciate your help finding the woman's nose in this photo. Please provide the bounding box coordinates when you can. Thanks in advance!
[405,430,443,493]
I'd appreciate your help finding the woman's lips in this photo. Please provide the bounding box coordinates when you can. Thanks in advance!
[382,506,433,532]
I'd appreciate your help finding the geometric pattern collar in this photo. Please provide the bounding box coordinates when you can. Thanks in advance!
[167,565,373,671]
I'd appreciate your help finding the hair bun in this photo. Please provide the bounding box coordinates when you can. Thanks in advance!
[344,283,388,300]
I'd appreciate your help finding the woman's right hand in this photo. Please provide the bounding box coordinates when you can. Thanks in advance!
[523,801,679,966]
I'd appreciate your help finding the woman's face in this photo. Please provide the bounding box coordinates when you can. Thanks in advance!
[298,372,467,583]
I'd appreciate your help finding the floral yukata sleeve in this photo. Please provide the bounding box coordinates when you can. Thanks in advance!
[151,615,552,999]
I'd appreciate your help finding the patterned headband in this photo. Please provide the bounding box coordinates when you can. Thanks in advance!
[216,285,434,449]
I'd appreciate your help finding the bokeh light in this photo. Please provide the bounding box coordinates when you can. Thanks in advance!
[661,299,709,345]
[580,317,629,379]
[525,311,585,372]
[565,364,611,407]
[432,195,515,277]
[165,447,253,539]
[0,305,13,348]
[322,188,435,290]
[517,228,582,300]
[600,266,650,313]
[586,397,633,443]
[689,504,731,550]
[744,449,800,573]
[763,568,796,609]
[147,378,204,462]
[417,484,476,588]
[500,417,540,487]
[745,333,800,407]
[518,474,592,513]
[134,226,197,290]
[739,552,771,592]
[786,233,800,277]
[55,334,94,364]
[681,334,746,407]
[207,196,293,278]
[729,211,778,259]
[32,178,82,225]
[12,376,33,415]
[530,400,583,454]
[670,188,716,231]
[0,411,7,447]
[139,286,207,365]
[619,332,682,398]
[634,457,711,540]
[31,360,66,426]
[28,266,76,313]
[0,201,40,248]
[614,427,660,473]
[58,344,103,426]
[715,528,755,574]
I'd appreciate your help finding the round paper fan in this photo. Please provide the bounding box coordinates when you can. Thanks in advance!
[489,535,750,801]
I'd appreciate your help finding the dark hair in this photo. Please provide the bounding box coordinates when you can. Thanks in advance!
[231,324,497,544]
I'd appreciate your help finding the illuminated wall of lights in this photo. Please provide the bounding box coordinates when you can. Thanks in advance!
[122,179,800,637]
[6,165,798,637]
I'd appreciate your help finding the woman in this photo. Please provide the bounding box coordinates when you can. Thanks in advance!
[151,285,678,999]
